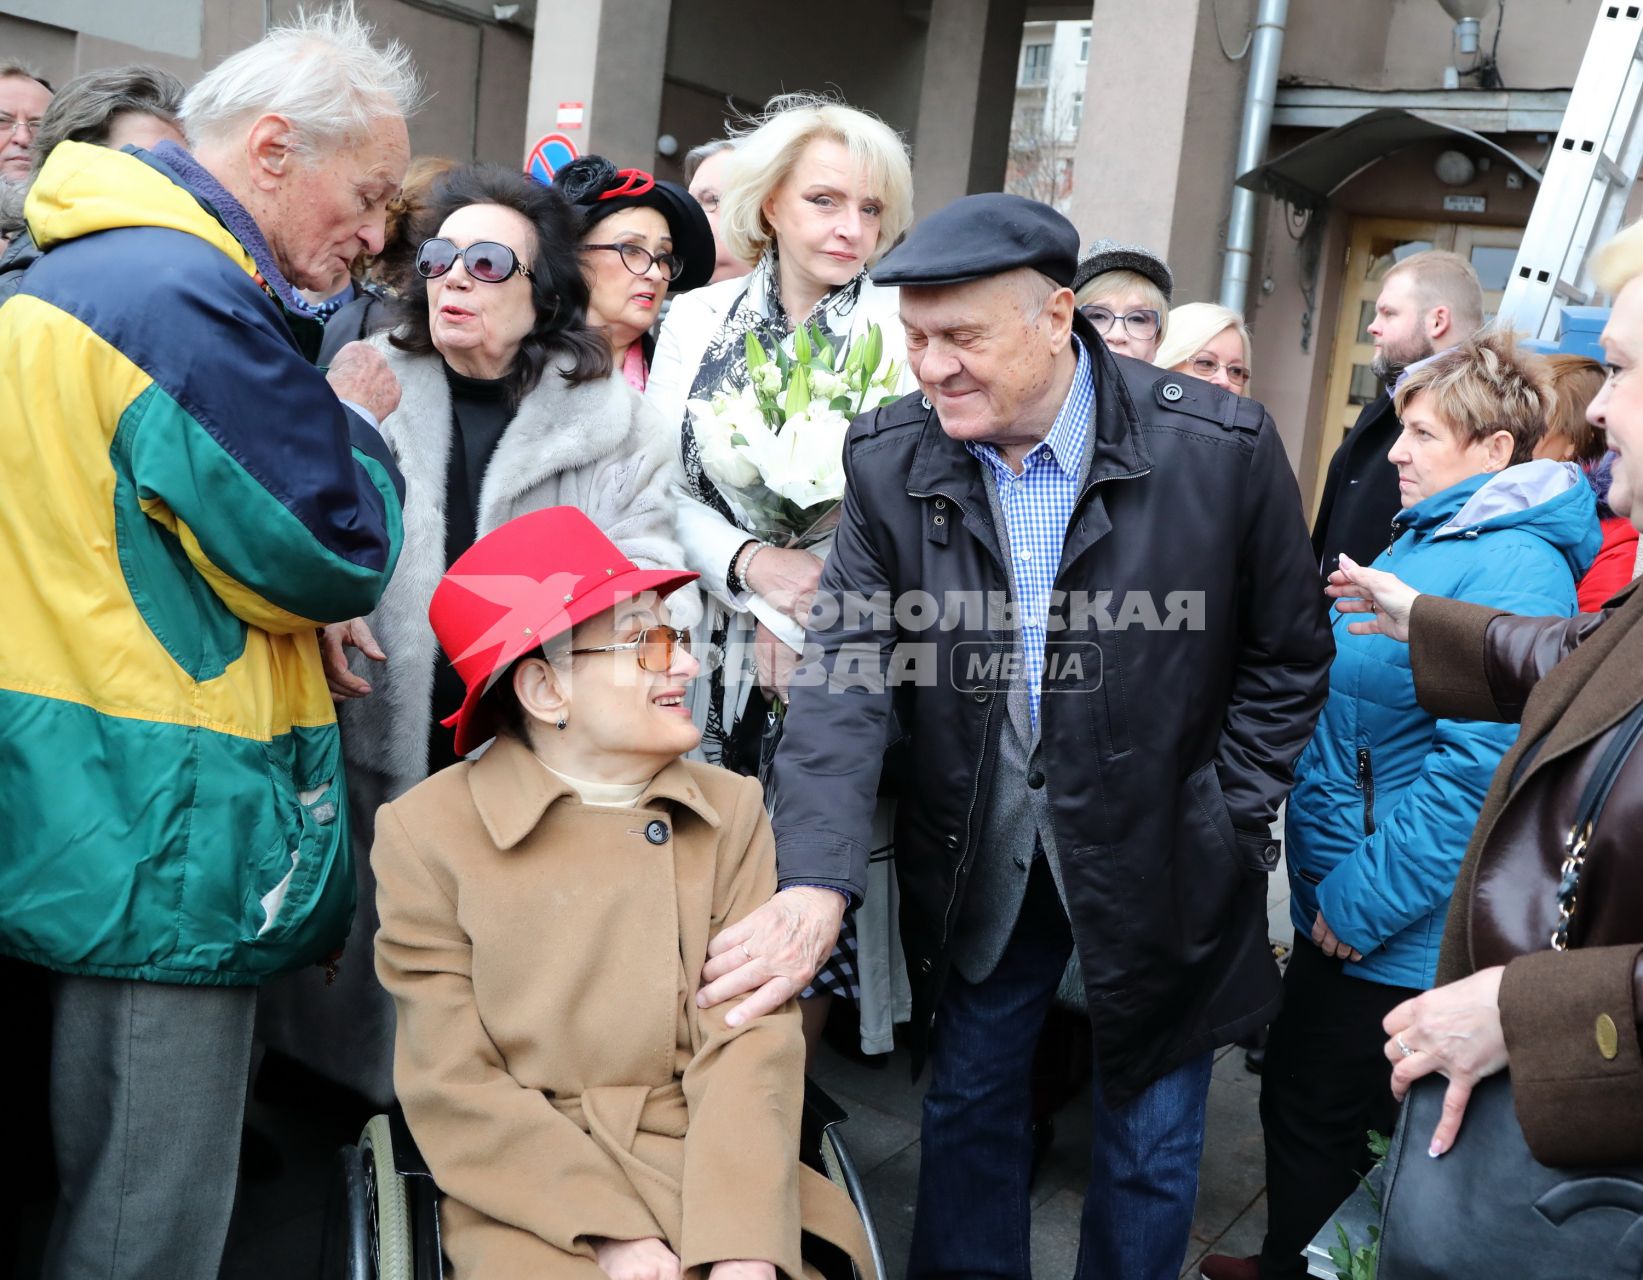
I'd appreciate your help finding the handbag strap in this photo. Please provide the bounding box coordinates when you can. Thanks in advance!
[1552,697,1643,950]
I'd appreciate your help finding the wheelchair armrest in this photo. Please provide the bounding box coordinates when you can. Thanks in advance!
[388,1103,435,1180]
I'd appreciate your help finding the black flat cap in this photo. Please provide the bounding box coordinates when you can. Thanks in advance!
[871,192,1079,289]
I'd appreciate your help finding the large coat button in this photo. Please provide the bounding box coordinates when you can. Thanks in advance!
[644,820,670,845]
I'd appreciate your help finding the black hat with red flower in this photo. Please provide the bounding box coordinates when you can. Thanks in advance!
[552,155,716,293]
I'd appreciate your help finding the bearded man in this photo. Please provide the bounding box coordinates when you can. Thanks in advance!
[1311,249,1484,575]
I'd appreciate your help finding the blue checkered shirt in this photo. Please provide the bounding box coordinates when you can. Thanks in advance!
[966,338,1094,729]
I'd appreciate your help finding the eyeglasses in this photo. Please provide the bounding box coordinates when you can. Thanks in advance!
[583,242,685,283]
[0,113,42,139]
[693,191,721,213]
[1187,354,1253,388]
[1080,305,1161,341]
[415,238,534,283]
[568,625,690,672]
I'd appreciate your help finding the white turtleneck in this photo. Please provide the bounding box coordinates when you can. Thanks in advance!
[541,761,651,808]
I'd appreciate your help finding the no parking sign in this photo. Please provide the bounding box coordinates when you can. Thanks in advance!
[526,132,579,184]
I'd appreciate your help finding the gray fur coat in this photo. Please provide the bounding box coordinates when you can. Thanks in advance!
[257,335,695,1103]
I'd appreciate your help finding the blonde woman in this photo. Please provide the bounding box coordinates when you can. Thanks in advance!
[647,92,915,1058]
[1070,238,1173,362]
[1156,301,1253,395]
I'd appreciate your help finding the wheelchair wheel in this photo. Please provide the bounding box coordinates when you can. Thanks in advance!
[818,1124,886,1280]
[361,1113,413,1280]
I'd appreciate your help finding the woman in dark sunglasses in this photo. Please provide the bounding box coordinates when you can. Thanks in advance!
[554,154,715,390]
[1155,301,1255,397]
[263,163,699,1110]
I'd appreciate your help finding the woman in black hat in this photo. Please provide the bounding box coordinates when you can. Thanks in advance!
[555,155,714,391]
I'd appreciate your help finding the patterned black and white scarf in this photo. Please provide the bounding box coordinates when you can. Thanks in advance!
[678,251,866,770]
[680,251,866,525]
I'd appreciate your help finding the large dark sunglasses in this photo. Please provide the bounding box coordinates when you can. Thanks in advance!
[568,625,690,672]
[583,242,685,283]
[1079,304,1162,341]
[416,237,535,283]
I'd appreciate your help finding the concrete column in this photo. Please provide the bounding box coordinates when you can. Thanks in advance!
[1066,0,1250,302]
[525,0,672,168]
[911,0,1030,219]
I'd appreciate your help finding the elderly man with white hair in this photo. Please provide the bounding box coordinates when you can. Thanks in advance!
[0,10,415,1278]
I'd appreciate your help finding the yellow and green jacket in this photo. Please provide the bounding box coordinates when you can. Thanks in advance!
[0,141,404,984]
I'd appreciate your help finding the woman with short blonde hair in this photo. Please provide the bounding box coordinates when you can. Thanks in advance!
[647,91,916,1062]
[1071,239,1173,362]
[715,92,913,271]
[1155,301,1253,394]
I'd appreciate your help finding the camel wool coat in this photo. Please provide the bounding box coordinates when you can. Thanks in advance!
[373,733,873,1278]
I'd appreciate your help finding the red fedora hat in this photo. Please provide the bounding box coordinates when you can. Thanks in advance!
[429,507,698,757]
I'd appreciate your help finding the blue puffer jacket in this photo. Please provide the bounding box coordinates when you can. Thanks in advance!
[1287,460,1601,989]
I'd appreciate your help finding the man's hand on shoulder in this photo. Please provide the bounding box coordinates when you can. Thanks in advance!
[326,341,401,424]
[697,886,848,1027]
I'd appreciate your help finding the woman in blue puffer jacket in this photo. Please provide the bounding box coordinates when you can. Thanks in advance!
[1246,332,1602,1280]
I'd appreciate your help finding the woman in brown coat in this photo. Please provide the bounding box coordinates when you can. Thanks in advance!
[372,506,872,1279]
[1327,215,1643,1169]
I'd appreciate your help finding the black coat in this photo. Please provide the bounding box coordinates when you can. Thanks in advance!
[317,285,395,366]
[769,324,1334,1104]
[0,227,41,305]
[1310,390,1402,577]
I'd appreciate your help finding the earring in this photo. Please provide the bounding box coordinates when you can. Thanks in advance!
[556,716,567,731]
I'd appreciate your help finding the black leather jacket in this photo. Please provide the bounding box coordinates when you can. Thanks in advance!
[769,322,1334,1103]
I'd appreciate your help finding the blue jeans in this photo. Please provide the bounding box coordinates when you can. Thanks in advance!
[908,862,1212,1280]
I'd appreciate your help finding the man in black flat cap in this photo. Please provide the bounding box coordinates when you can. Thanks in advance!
[695,192,1332,1279]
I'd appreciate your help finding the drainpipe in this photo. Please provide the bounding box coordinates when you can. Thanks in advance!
[1219,0,1288,313]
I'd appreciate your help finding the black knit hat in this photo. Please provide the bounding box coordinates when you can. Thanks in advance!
[1072,238,1174,303]
[552,155,716,293]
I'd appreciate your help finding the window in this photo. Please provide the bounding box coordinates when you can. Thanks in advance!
[1078,25,1092,63]
[1070,90,1084,133]
[1021,42,1052,84]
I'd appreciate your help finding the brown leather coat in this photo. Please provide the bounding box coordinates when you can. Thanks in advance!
[1410,578,1643,1165]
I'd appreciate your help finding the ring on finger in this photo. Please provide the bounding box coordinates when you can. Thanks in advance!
[1396,1034,1416,1058]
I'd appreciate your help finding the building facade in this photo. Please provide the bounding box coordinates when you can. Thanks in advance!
[1,0,1604,509]
[1005,17,1090,210]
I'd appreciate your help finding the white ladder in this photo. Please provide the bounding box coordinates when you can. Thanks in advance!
[1500,1,1643,340]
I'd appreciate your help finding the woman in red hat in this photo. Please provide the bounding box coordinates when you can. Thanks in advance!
[372,507,874,1279]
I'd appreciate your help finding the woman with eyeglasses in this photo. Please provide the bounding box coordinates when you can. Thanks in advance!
[265,164,696,1110]
[1070,238,1173,363]
[554,154,716,390]
[1155,301,1254,395]
[373,507,874,1279]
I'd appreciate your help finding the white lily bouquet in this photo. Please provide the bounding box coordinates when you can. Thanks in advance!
[688,321,902,555]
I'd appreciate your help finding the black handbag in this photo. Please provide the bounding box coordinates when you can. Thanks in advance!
[1378,1071,1643,1278]
[1377,699,1643,1279]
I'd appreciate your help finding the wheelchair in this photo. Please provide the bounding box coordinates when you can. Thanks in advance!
[321,1079,885,1280]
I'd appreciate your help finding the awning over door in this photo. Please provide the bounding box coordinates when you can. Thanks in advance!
[1235,107,1543,210]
